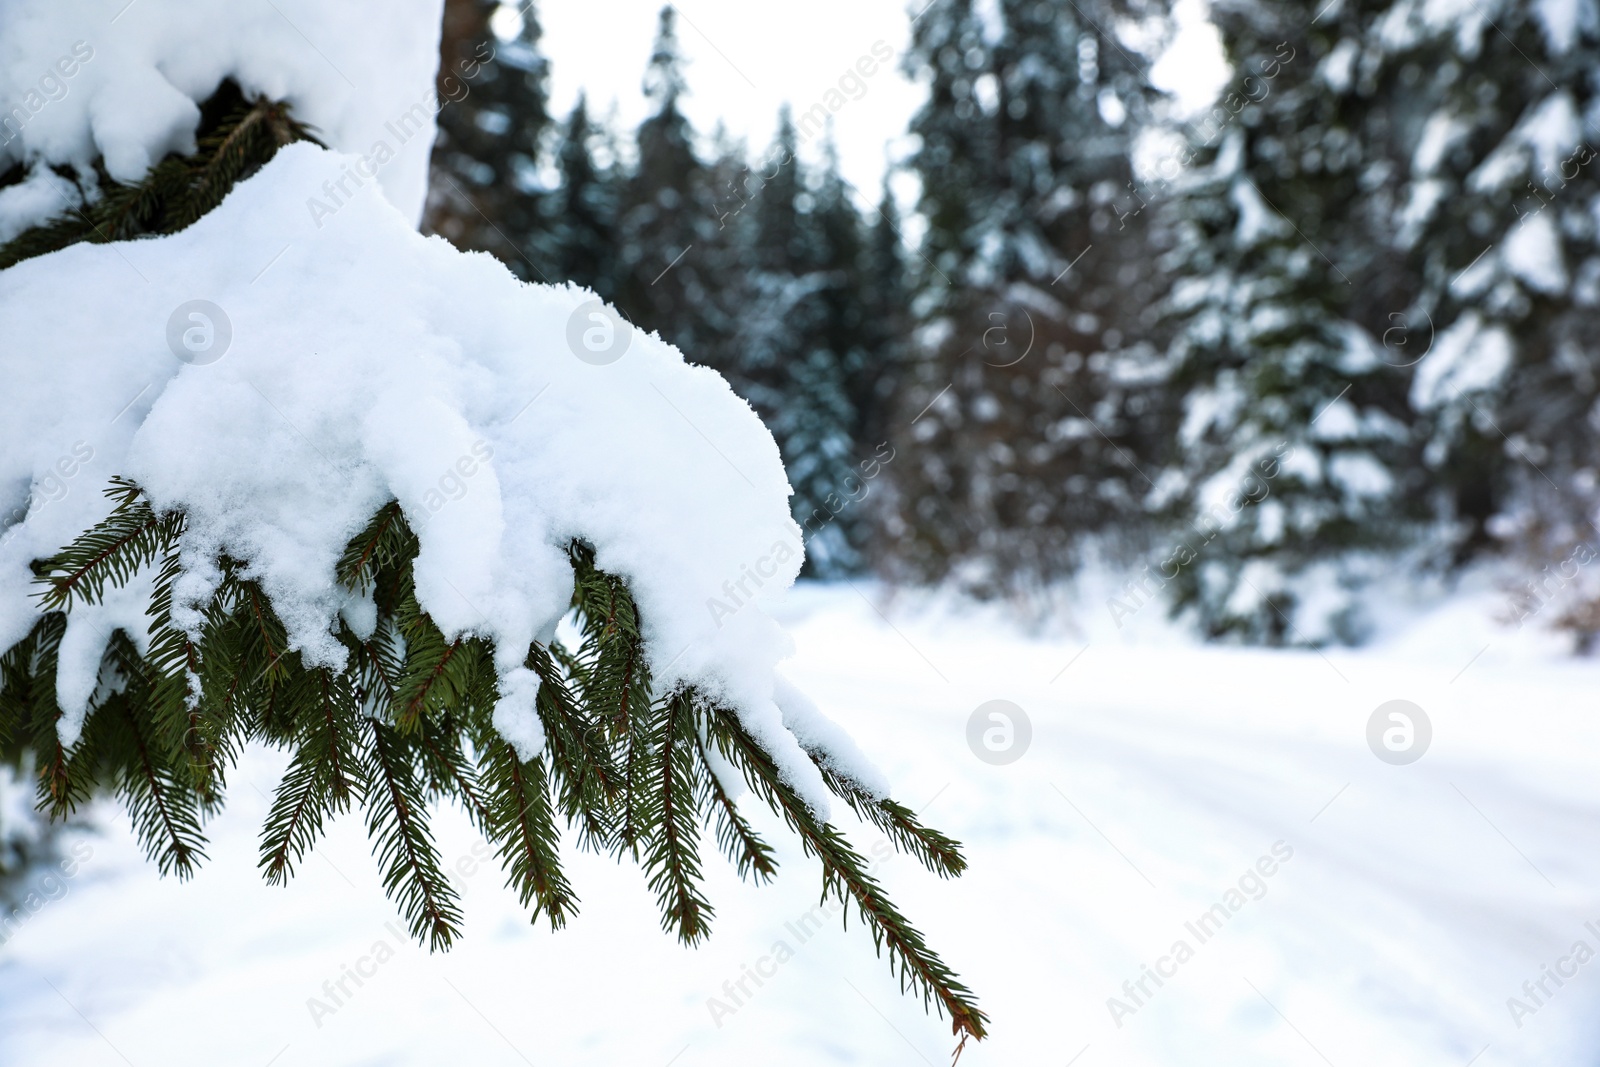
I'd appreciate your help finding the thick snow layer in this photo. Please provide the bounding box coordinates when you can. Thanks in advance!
[0,0,444,233]
[3,581,1600,1065]
[1505,213,1569,294]
[0,142,853,815]
[1411,312,1513,410]
[1413,112,1467,175]
[1536,0,1588,53]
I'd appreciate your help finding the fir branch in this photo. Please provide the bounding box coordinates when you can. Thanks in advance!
[259,670,364,885]
[335,500,413,593]
[479,740,578,929]
[3,492,985,1039]
[643,691,714,944]
[705,699,988,1041]
[0,82,323,270]
[529,642,618,850]
[361,717,462,951]
[810,759,966,879]
[239,580,293,693]
[563,544,652,852]
[258,751,328,886]
[142,552,245,808]
[101,661,209,880]
[389,589,491,733]
[412,716,492,830]
[394,632,465,730]
[1,615,85,816]
[694,730,777,884]
[33,479,183,611]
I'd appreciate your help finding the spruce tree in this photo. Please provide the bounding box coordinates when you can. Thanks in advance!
[1156,0,1425,642]
[1395,0,1600,585]
[425,0,556,280]
[613,7,731,361]
[891,0,1166,590]
[857,178,912,463]
[807,142,886,572]
[548,93,621,299]
[732,116,868,574]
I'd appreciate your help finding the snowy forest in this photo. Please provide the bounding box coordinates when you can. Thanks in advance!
[426,0,1600,647]
[2,0,1600,1064]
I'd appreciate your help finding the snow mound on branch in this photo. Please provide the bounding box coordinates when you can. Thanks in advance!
[0,142,853,816]
[0,0,443,234]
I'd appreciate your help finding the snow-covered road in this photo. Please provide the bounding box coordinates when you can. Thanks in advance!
[2,582,1598,1065]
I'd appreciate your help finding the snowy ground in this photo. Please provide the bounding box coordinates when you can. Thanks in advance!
[3,575,1599,1066]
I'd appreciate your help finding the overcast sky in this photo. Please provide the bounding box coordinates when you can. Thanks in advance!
[535,0,1229,207]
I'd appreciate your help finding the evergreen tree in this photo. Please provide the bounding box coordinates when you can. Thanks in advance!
[890,0,1166,590]
[1395,0,1600,581]
[548,93,621,299]
[614,7,731,360]
[425,0,555,281]
[733,117,869,574]
[808,143,887,571]
[857,178,912,460]
[1156,0,1426,642]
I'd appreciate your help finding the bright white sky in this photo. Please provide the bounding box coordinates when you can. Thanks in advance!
[534,0,1229,208]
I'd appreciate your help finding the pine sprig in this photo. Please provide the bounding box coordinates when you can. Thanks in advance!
[335,501,414,593]
[361,717,463,951]
[565,542,654,855]
[642,690,714,943]
[33,478,183,612]
[695,729,778,884]
[96,636,209,880]
[259,669,365,885]
[392,627,470,731]
[528,642,618,850]
[567,542,652,736]
[477,739,577,929]
[0,615,84,817]
[705,700,989,1041]
[411,714,491,827]
[811,759,966,879]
